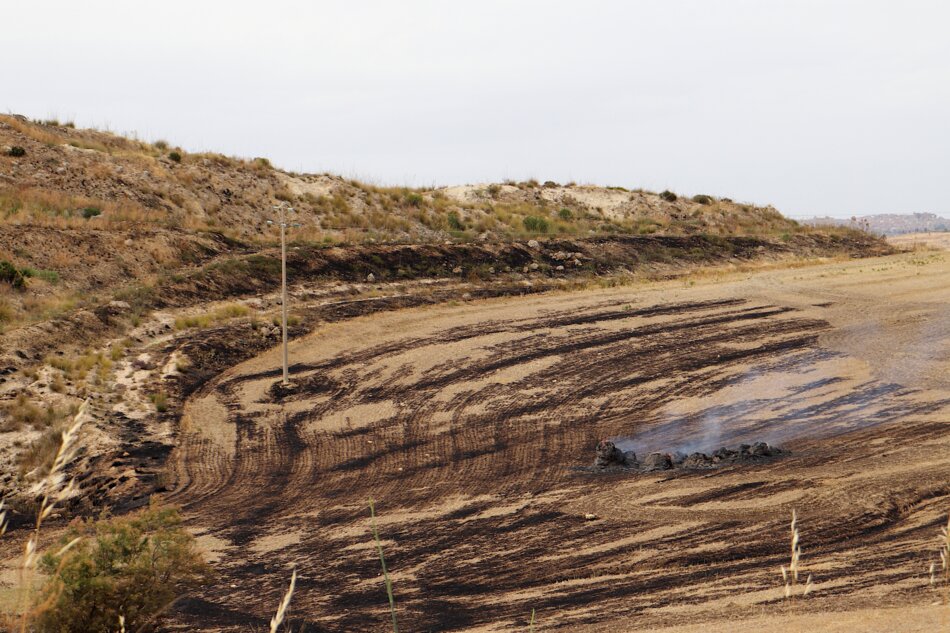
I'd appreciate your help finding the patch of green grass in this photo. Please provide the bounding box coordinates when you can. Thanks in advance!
[20,266,60,283]
[523,216,549,233]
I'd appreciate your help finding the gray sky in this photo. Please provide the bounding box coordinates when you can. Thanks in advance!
[6,1,949,218]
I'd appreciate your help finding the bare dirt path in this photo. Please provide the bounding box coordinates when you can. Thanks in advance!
[167,250,949,632]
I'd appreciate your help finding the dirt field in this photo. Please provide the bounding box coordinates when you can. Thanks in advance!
[889,232,950,251]
[167,249,949,632]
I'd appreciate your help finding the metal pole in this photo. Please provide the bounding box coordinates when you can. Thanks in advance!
[280,205,289,385]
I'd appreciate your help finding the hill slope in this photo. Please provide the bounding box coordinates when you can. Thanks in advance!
[1,114,800,242]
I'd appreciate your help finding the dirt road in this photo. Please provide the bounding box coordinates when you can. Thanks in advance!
[167,250,949,632]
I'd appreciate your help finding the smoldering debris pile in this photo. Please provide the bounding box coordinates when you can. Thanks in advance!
[591,439,786,473]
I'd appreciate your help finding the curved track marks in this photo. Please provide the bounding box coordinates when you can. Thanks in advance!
[168,256,950,632]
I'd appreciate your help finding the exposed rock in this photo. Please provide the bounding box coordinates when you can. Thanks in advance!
[527,239,540,249]
[593,440,628,469]
[682,452,714,468]
[641,452,673,471]
[589,441,785,474]
[365,272,375,283]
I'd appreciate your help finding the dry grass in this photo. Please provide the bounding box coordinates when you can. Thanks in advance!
[8,401,87,631]
[931,514,950,604]
[47,351,112,383]
[780,510,813,601]
[149,391,169,413]
[0,396,69,433]
[174,303,251,330]
[0,186,163,229]
[268,568,297,633]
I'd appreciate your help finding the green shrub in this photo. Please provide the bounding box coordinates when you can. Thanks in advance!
[81,206,101,219]
[168,151,182,163]
[253,156,271,168]
[404,192,424,207]
[20,267,60,283]
[523,216,549,233]
[558,207,573,220]
[660,190,677,202]
[447,211,465,231]
[36,505,211,633]
[0,260,27,289]
[692,194,714,205]
[7,146,26,157]
[154,140,169,150]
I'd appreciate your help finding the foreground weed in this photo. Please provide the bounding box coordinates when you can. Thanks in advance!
[780,509,812,603]
[931,513,950,604]
[11,400,87,631]
[269,567,297,633]
[369,499,398,633]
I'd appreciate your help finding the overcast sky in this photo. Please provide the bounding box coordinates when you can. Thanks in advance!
[6,1,949,218]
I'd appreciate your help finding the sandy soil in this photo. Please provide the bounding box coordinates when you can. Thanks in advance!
[166,250,949,631]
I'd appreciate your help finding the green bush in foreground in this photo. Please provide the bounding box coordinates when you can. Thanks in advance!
[36,504,210,633]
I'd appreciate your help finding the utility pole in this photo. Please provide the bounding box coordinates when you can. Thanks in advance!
[267,203,300,385]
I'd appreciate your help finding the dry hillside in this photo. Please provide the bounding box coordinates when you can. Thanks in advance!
[1,113,800,242]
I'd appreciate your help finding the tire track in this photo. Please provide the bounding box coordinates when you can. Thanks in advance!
[166,289,950,632]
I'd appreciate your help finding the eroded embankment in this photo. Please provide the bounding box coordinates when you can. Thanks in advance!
[0,231,890,376]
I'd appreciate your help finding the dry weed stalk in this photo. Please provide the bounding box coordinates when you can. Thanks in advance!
[0,499,9,537]
[14,399,87,631]
[934,513,950,603]
[268,567,297,633]
[780,509,812,602]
